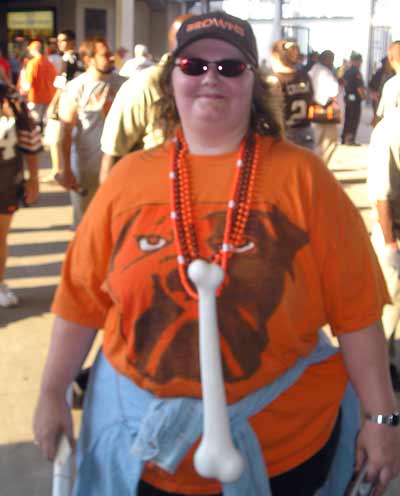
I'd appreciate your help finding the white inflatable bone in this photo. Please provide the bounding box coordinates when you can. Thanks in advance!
[188,259,245,483]
[52,386,74,496]
[52,435,74,496]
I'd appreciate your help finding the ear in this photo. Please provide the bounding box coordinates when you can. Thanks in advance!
[82,55,92,69]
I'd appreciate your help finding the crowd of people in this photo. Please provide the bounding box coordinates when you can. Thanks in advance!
[1,11,400,496]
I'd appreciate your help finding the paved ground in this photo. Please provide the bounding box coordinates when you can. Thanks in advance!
[1,104,399,495]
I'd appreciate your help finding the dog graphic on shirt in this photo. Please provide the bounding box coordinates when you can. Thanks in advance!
[105,203,308,385]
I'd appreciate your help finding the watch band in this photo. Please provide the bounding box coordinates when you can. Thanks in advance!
[365,411,400,426]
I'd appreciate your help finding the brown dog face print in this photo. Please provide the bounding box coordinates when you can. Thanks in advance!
[105,203,308,386]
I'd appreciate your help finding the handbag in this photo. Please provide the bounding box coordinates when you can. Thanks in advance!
[308,100,341,124]
[43,117,62,146]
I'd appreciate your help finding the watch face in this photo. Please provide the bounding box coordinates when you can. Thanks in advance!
[367,411,400,426]
[390,413,400,426]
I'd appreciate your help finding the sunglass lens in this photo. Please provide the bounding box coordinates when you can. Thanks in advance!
[178,58,249,77]
[217,60,247,77]
[179,58,207,76]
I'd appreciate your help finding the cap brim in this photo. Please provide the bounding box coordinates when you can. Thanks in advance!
[173,33,257,66]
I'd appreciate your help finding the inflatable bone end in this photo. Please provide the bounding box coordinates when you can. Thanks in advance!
[194,445,245,483]
[188,260,224,288]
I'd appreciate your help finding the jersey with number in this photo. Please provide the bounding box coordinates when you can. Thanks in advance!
[274,70,314,129]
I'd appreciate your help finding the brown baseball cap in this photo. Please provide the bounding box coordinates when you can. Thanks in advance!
[173,11,259,67]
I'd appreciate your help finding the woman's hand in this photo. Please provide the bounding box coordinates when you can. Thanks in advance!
[33,390,75,461]
[24,177,39,205]
[338,323,400,494]
[355,420,400,495]
[32,318,97,461]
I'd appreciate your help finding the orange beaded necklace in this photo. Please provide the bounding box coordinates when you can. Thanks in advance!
[169,129,260,300]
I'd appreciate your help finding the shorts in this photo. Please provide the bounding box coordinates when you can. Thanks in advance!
[0,160,24,214]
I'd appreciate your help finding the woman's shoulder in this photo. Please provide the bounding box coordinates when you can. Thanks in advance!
[262,135,322,168]
[64,71,88,90]
[260,135,337,192]
[98,142,172,209]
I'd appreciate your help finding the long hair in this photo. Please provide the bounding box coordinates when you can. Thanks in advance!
[154,55,284,141]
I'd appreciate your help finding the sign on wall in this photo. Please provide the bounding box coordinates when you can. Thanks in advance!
[7,11,54,31]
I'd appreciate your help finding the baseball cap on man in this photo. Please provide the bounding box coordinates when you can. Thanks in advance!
[350,51,362,61]
[173,11,259,67]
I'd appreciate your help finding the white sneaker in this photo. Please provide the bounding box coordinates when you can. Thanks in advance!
[0,283,19,307]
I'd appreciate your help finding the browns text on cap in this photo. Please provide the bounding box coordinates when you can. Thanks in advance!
[173,11,259,67]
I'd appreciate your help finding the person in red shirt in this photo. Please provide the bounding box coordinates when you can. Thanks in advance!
[20,40,57,130]
[0,50,12,85]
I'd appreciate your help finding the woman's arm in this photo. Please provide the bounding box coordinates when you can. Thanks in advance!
[23,152,39,205]
[338,321,400,495]
[33,316,97,460]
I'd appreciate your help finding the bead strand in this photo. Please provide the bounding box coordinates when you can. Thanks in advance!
[230,135,259,247]
[169,130,260,299]
[177,134,199,261]
[169,138,199,300]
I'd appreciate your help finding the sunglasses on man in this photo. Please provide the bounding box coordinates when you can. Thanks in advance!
[175,57,254,78]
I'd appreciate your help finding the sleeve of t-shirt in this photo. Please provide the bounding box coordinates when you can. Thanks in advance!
[376,87,385,118]
[24,61,34,84]
[304,155,389,334]
[324,71,339,99]
[367,121,391,202]
[100,77,147,156]
[57,78,83,120]
[63,77,83,105]
[118,59,133,78]
[51,178,117,328]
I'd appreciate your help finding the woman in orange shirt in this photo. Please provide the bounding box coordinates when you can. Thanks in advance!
[33,12,400,496]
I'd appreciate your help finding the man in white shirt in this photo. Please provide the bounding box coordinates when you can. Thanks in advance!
[368,105,400,391]
[376,40,400,121]
[119,44,154,79]
[56,37,125,227]
[308,50,340,165]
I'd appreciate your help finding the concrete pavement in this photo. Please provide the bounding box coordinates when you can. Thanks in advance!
[0,150,73,495]
[1,104,400,495]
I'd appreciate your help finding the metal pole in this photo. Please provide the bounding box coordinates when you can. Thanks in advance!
[271,0,282,43]
[201,0,210,14]
[181,0,188,14]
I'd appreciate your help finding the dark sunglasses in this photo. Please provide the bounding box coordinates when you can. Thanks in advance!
[176,57,253,78]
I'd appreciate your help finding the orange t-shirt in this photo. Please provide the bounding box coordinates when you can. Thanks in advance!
[52,136,389,494]
[25,55,57,104]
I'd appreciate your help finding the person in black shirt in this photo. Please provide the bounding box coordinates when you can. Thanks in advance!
[267,39,314,150]
[43,29,84,183]
[369,56,395,117]
[341,52,367,145]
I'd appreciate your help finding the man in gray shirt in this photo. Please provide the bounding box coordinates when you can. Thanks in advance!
[56,37,125,227]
